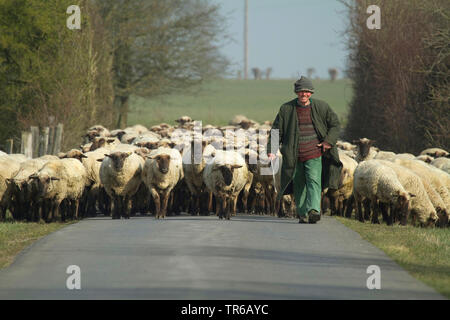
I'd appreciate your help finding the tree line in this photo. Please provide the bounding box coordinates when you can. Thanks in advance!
[342,0,449,153]
[0,0,228,152]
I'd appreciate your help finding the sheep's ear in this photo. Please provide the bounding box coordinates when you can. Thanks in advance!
[231,164,242,169]
[107,139,116,144]
[29,174,38,180]
[96,158,104,162]
[50,177,60,181]
[409,193,416,198]
[80,154,88,159]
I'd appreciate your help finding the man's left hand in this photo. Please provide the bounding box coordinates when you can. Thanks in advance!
[317,142,332,152]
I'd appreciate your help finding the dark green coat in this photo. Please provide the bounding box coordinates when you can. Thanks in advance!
[267,97,342,199]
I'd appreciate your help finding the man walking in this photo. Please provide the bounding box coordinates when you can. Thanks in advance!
[267,76,342,224]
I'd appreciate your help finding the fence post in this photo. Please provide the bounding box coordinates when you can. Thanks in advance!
[53,123,63,155]
[6,139,13,154]
[39,127,50,156]
[31,126,39,158]
[48,127,55,155]
[21,131,32,158]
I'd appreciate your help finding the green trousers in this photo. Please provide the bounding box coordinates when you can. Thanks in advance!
[293,156,322,217]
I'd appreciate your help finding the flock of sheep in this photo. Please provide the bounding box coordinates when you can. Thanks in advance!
[0,115,449,228]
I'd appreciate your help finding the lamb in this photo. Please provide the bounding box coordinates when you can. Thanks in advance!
[375,160,438,226]
[0,157,21,220]
[420,148,449,158]
[431,157,450,175]
[203,149,253,220]
[30,159,87,222]
[353,160,411,224]
[99,151,145,219]
[327,149,358,217]
[353,138,378,162]
[142,147,183,219]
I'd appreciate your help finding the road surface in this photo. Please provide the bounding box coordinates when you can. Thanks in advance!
[0,214,445,299]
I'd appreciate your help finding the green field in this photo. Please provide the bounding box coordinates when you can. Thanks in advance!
[129,79,353,128]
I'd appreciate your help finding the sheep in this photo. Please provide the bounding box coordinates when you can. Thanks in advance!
[353,160,411,224]
[99,151,145,219]
[415,155,434,163]
[182,140,211,215]
[327,149,358,217]
[431,157,450,175]
[336,140,356,151]
[142,147,183,219]
[420,148,449,158]
[0,157,22,220]
[59,149,88,162]
[30,159,87,222]
[353,138,378,162]
[392,159,450,214]
[375,160,438,227]
[80,147,110,217]
[203,149,253,220]
[374,151,397,160]
[6,158,49,221]
[175,116,193,127]
[88,137,121,152]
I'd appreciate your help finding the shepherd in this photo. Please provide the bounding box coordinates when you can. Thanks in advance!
[267,76,342,224]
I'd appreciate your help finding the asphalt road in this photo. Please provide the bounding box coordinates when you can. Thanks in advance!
[0,214,445,299]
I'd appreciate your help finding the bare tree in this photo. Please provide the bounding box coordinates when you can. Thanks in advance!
[307,68,315,79]
[97,0,229,128]
[251,67,261,80]
[328,68,338,81]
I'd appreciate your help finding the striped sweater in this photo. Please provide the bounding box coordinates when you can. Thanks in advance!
[296,102,322,162]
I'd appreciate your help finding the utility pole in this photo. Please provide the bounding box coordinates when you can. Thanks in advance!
[244,0,248,80]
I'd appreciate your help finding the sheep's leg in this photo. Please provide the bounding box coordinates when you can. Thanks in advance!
[370,199,380,224]
[150,188,160,219]
[379,202,389,224]
[161,192,170,219]
[227,197,233,220]
[112,196,121,219]
[363,199,371,221]
[73,200,80,220]
[207,192,213,214]
[345,195,354,218]
[355,194,364,223]
[250,195,257,215]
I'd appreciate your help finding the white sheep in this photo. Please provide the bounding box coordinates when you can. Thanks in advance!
[30,159,87,222]
[420,148,449,158]
[182,141,212,215]
[99,151,145,219]
[376,160,438,226]
[143,147,183,219]
[328,149,358,217]
[203,150,253,220]
[6,158,49,221]
[0,157,22,220]
[353,138,378,162]
[353,160,411,224]
[431,157,450,175]
[392,159,450,215]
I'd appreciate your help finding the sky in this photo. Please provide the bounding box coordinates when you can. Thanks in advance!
[212,0,350,79]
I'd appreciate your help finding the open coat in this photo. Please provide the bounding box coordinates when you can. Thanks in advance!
[267,97,342,199]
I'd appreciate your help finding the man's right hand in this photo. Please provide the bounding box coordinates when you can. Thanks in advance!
[267,153,276,160]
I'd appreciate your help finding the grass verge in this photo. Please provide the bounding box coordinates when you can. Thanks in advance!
[0,221,75,269]
[335,216,450,299]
